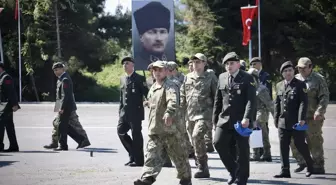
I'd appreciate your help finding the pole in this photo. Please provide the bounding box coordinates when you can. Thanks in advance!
[18,0,22,102]
[0,28,4,63]
[55,0,61,58]
[248,3,252,61]
[258,0,261,58]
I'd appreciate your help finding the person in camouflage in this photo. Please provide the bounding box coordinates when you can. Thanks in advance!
[188,60,193,73]
[247,68,274,162]
[290,57,329,174]
[180,53,218,178]
[134,61,192,185]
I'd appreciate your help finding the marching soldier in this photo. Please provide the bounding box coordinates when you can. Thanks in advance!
[134,61,192,185]
[290,57,329,174]
[50,62,90,151]
[118,57,149,167]
[247,68,274,162]
[0,63,20,152]
[180,53,217,178]
[146,63,155,88]
[188,60,193,73]
[213,52,256,185]
[273,61,314,178]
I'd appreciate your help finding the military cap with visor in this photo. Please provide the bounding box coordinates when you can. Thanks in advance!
[167,61,178,70]
[280,61,294,73]
[191,53,207,62]
[52,62,65,70]
[296,57,312,68]
[222,52,240,64]
[152,60,167,68]
[133,2,170,35]
[121,56,134,65]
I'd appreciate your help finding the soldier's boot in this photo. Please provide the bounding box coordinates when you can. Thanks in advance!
[77,139,91,149]
[44,141,58,149]
[179,179,192,185]
[133,177,155,185]
[206,144,215,153]
[260,147,272,162]
[163,159,173,167]
[194,160,210,178]
[274,169,291,178]
[294,164,307,173]
[250,148,261,161]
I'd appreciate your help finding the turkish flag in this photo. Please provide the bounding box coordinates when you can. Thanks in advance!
[241,6,258,46]
[15,0,18,20]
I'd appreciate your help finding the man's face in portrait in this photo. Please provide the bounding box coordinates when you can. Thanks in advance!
[140,28,169,53]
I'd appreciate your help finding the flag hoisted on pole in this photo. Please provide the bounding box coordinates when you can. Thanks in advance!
[256,0,261,58]
[15,0,22,102]
[240,5,257,61]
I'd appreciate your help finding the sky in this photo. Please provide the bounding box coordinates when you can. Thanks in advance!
[105,0,132,14]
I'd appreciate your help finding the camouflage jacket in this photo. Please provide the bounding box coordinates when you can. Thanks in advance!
[256,84,274,123]
[295,72,329,119]
[180,71,218,121]
[147,78,179,135]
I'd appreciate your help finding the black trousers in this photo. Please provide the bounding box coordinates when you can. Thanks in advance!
[278,128,313,171]
[58,111,83,148]
[214,126,250,182]
[117,120,144,165]
[0,111,19,150]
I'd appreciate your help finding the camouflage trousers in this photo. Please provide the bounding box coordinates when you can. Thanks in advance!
[187,120,210,162]
[204,123,213,148]
[51,111,90,144]
[290,119,324,168]
[252,121,271,156]
[141,134,192,181]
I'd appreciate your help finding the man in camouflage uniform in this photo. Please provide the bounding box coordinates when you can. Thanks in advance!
[134,61,192,185]
[290,57,329,174]
[188,60,193,73]
[46,62,90,150]
[181,53,218,178]
[247,68,274,162]
[146,63,156,89]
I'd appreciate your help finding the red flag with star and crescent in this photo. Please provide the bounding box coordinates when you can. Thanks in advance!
[241,6,258,46]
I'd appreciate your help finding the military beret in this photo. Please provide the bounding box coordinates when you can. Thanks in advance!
[152,60,167,68]
[52,62,65,70]
[121,56,134,65]
[247,67,259,78]
[280,61,294,73]
[222,52,240,64]
[191,53,207,62]
[167,61,178,70]
[296,57,312,68]
[250,57,261,64]
[134,2,170,35]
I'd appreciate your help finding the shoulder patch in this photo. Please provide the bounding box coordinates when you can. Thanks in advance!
[4,79,12,85]
[266,80,271,83]
[250,81,256,87]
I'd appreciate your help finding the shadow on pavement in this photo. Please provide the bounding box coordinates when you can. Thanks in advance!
[79,148,117,153]
[197,177,226,182]
[0,154,12,157]
[190,166,225,170]
[19,151,60,153]
[0,161,18,168]
[248,179,318,185]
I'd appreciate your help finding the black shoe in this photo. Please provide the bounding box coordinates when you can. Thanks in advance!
[53,147,68,151]
[163,160,173,167]
[274,171,291,178]
[179,179,192,185]
[294,164,307,173]
[250,156,260,161]
[188,152,195,159]
[227,174,236,184]
[260,155,272,162]
[128,162,144,167]
[44,143,58,149]
[133,179,152,185]
[76,140,91,149]
[4,148,19,152]
[125,160,134,166]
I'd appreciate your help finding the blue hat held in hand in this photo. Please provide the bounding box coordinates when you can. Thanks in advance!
[234,122,252,137]
[292,123,308,131]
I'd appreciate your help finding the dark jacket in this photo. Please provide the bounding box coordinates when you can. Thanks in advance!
[274,77,308,129]
[55,72,77,113]
[213,70,257,129]
[119,72,149,122]
[0,71,19,113]
[259,70,272,99]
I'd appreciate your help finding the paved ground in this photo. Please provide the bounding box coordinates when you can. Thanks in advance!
[0,104,336,185]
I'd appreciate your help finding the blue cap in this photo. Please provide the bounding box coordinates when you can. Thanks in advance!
[234,122,252,137]
[292,123,308,131]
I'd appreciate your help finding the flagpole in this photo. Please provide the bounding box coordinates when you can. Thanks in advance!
[248,3,252,61]
[0,28,4,63]
[258,0,261,58]
[18,0,22,102]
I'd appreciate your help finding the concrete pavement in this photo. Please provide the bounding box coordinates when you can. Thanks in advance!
[0,104,336,185]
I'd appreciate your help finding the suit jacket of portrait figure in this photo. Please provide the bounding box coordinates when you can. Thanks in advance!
[119,72,149,122]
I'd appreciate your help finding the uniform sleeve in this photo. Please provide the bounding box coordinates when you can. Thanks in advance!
[165,85,178,117]
[243,75,257,120]
[274,84,280,128]
[212,78,222,126]
[210,73,218,104]
[298,82,308,121]
[119,78,123,114]
[140,76,149,99]
[61,78,72,110]
[315,77,329,116]
[259,88,274,118]
[264,74,273,99]
[180,76,187,109]
[3,76,19,106]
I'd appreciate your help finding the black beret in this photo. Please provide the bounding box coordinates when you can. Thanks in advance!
[134,1,170,35]
[280,61,294,73]
[250,57,261,64]
[52,62,65,70]
[121,57,134,65]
